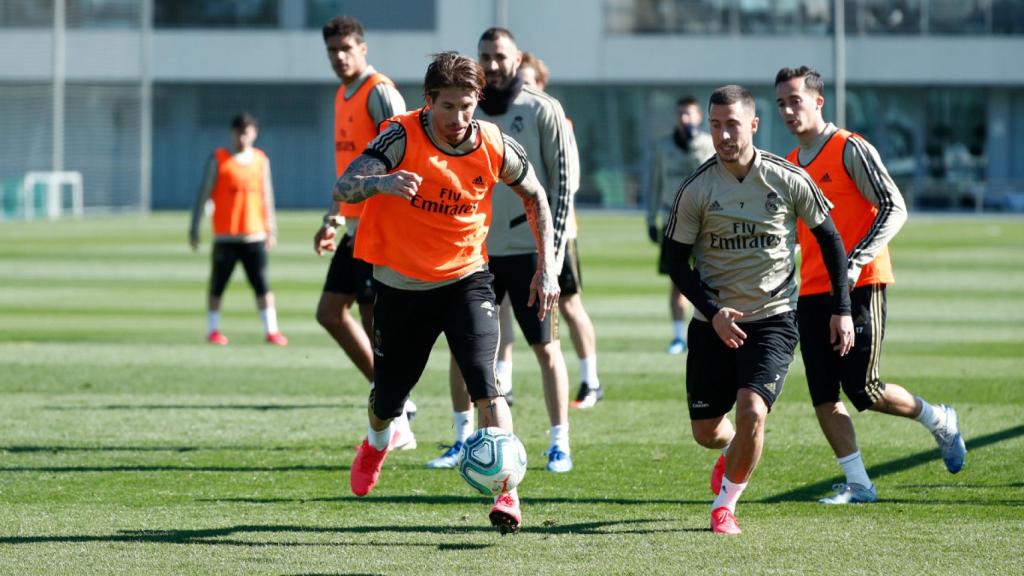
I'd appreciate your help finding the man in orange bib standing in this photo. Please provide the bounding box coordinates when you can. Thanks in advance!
[312,16,417,449]
[775,66,966,505]
[189,113,287,346]
[334,51,559,534]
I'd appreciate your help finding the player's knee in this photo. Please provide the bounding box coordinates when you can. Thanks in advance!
[690,424,722,448]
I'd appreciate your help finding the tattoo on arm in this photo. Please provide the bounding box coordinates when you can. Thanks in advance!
[333,155,388,204]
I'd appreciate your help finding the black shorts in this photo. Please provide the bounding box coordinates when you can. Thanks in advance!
[799,284,887,412]
[686,311,798,420]
[210,240,269,298]
[371,272,501,420]
[489,254,557,345]
[557,239,583,296]
[322,233,375,304]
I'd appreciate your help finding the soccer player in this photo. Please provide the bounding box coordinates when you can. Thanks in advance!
[426,29,576,473]
[664,85,854,535]
[189,113,288,347]
[645,96,716,355]
[336,51,559,534]
[775,66,966,504]
[312,16,416,449]
[517,51,603,409]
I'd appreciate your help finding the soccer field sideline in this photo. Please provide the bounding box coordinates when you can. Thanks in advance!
[1,212,1023,575]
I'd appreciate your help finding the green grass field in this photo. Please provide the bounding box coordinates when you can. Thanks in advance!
[1,212,1022,575]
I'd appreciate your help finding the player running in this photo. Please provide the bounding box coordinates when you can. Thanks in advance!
[427,29,576,473]
[665,85,854,535]
[775,66,966,505]
[337,51,559,534]
[189,113,288,347]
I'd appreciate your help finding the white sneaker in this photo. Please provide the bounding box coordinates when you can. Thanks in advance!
[389,423,417,451]
[819,483,877,505]
[932,404,966,473]
[425,442,463,469]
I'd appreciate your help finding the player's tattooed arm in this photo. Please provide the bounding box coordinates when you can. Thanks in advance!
[509,168,560,318]
[332,154,422,203]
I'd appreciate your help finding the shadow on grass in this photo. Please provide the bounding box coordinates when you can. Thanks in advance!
[44,403,359,411]
[0,518,697,547]
[0,464,344,473]
[761,423,1024,504]
[1,445,314,454]
[199,494,709,506]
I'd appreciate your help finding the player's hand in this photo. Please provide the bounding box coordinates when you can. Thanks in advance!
[265,235,277,250]
[648,224,660,244]
[188,233,199,252]
[830,314,854,356]
[527,267,560,321]
[379,170,422,200]
[711,308,747,349]
[314,225,337,256]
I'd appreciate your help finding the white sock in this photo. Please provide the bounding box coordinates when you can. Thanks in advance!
[580,356,599,389]
[454,410,474,444]
[496,360,513,394]
[207,310,220,333]
[721,440,731,456]
[837,451,872,488]
[712,477,747,512]
[673,320,685,341]
[259,307,279,334]
[549,424,570,454]
[367,424,391,450]
[915,397,943,432]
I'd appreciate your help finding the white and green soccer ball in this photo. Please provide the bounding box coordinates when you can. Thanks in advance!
[457,427,527,496]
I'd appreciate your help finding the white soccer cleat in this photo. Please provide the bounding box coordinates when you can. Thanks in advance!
[425,442,463,469]
[932,404,966,474]
[819,483,877,505]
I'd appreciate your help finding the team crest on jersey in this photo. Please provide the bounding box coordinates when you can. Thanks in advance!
[510,115,524,134]
[765,191,780,213]
[709,200,723,212]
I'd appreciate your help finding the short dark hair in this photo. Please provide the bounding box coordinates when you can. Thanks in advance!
[322,15,364,43]
[230,113,257,131]
[709,85,755,113]
[677,95,699,109]
[479,27,515,44]
[774,66,824,96]
[424,51,486,100]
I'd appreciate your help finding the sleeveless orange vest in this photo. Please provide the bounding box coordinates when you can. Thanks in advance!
[335,72,393,218]
[791,129,895,296]
[210,147,269,237]
[354,109,505,282]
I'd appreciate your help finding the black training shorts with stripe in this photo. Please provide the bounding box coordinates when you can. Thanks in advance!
[799,283,887,412]
[210,240,269,298]
[686,311,799,420]
[322,233,375,304]
[370,271,501,420]
[490,253,558,345]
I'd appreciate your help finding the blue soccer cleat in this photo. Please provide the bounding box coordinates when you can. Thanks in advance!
[666,338,687,355]
[425,441,463,469]
[545,446,573,473]
[819,483,877,505]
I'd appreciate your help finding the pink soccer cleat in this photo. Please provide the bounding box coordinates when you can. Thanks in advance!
[207,330,229,345]
[711,507,742,535]
[265,332,289,346]
[350,439,389,497]
[490,489,522,535]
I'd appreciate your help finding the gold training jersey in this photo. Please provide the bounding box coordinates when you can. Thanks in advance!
[666,148,833,322]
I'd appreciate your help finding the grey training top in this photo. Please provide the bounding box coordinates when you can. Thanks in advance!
[645,131,716,229]
[666,148,833,322]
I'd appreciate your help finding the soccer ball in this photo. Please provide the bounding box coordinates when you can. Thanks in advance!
[457,427,527,496]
